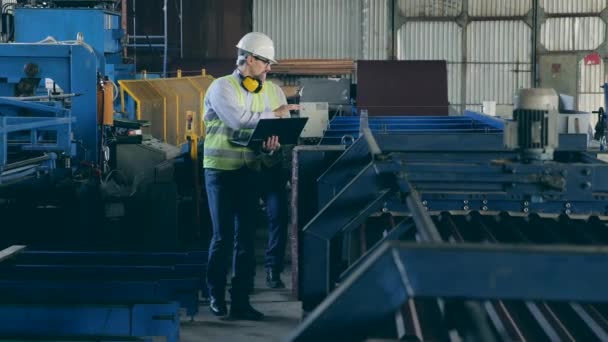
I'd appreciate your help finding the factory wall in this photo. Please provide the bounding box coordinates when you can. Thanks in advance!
[125,0,252,77]
[253,0,608,117]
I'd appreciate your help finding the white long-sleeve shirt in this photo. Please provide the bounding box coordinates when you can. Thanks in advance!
[203,70,288,130]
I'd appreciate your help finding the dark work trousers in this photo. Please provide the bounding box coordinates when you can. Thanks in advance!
[259,163,288,274]
[205,167,257,304]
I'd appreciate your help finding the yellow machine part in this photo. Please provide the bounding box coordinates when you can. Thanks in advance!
[103,80,114,126]
[118,73,214,146]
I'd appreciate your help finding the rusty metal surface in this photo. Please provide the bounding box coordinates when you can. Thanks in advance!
[356,60,449,116]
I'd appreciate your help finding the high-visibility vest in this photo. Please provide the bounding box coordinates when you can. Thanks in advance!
[203,75,280,170]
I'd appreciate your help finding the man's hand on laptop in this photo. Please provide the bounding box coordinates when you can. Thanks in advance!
[273,104,300,118]
[262,135,281,153]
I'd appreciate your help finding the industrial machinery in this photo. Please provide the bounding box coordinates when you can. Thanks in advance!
[0,0,211,249]
[290,88,608,341]
[2,0,132,86]
[0,42,195,249]
[0,2,210,340]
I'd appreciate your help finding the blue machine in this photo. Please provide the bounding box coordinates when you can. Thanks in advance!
[291,94,608,340]
[13,6,134,86]
[0,43,98,169]
[0,42,204,339]
[0,3,209,341]
[320,111,504,145]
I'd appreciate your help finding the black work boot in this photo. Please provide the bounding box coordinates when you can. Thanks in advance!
[266,270,285,289]
[209,297,227,317]
[230,301,264,321]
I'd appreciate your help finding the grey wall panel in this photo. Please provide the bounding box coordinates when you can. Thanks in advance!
[466,104,483,112]
[541,18,573,50]
[541,17,605,51]
[467,21,531,62]
[540,0,607,14]
[579,93,602,128]
[362,0,390,60]
[253,0,361,59]
[579,93,604,112]
[448,63,462,106]
[397,21,462,61]
[579,58,605,93]
[468,0,531,17]
[466,63,531,104]
[397,0,462,17]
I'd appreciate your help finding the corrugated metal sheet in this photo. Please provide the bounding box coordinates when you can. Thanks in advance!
[541,18,573,50]
[397,21,462,61]
[579,94,603,113]
[397,0,462,17]
[448,63,462,106]
[575,17,605,50]
[253,0,361,59]
[578,57,604,129]
[467,21,531,62]
[578,94,602,127]
[466,63,531,104]
[541,17,605,51]
[362,0,390,59]
[465,105,483,113]
[468,0,531,17]
[540,0,607,14]
[580,58,605,93]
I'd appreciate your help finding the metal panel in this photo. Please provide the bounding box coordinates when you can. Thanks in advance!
[579,93,603,120]
[467,21,531,62]
[362,0,390,59]
[468,0,531,16]
[253,0,361,59]
[397,21,462,61]
[119,75,214,146]
[447,63,462,107]
[580,57,605,93]
[575,17,606,50]
[14,9,120,54]
[397,0,463,17]
[541,18,573,50]
[357,60,449,115]
[577,93,601,132]
[540,0,607,14]
[539,54,579,97]
[466,63,531,104]
[466,104,483,113]
[541,17,605,51]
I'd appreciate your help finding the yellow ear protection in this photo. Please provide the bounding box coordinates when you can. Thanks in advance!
[239,73,264,93]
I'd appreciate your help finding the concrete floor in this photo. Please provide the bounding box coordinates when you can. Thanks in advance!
[180,266,302,342]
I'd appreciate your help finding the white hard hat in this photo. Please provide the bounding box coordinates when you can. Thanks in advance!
[236,32,277,64]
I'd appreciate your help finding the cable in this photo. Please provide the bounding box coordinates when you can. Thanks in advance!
[1,2,17,14]
[109,78,119,101]
[59,39,95,54]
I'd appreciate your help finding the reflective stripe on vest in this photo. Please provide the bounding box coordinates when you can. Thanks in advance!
[203,75,280,170]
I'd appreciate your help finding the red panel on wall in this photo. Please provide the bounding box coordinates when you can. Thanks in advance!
[356,60,449,116]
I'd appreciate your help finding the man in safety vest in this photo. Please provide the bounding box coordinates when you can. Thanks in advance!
[203,32,298,320]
